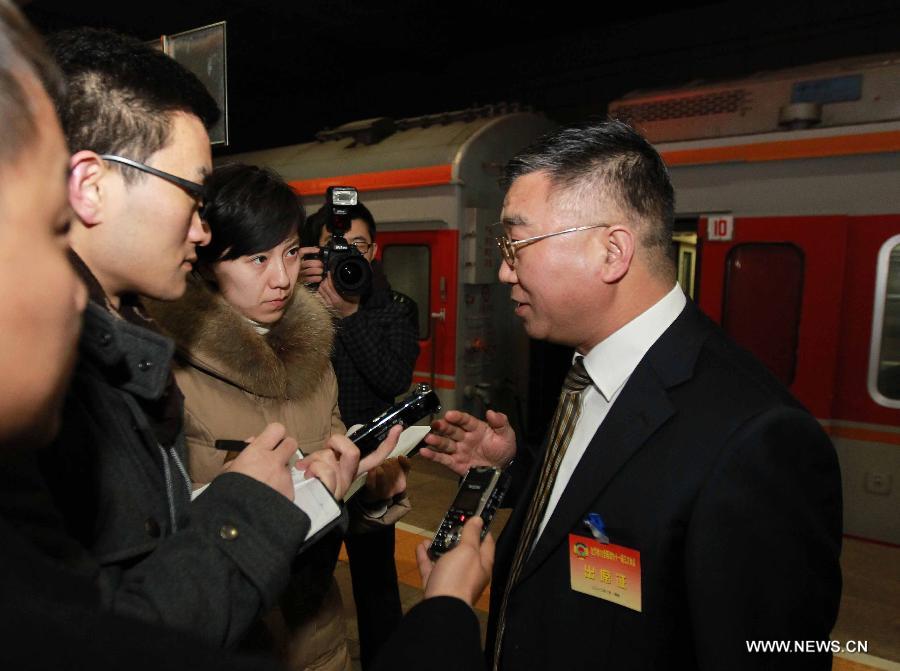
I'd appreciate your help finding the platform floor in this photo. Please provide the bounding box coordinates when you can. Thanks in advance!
[334,456,900,671]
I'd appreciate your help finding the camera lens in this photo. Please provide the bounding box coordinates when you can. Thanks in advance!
[339,261,362,286]
[333,255,372,296]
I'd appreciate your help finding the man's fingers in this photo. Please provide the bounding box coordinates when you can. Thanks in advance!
[428,418,471,445]
[417,446,440,461]
[320,274,337,294]
[358,424,402,474]
[485,410,510,431]
[417,447,467,477]
[317,276,338,306]
[445,410,487,434]
[416,540,434,587]
[423,431,455,454]
[427,424,466,445]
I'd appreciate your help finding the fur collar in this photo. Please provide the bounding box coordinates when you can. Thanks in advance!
[146,276,334,401]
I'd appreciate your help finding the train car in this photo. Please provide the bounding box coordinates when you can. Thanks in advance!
[224,105,557,425]
[610,52,900,545]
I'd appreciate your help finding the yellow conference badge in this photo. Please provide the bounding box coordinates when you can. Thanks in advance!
[568,533,642,612]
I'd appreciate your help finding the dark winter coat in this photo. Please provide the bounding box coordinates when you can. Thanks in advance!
[331,265,420,427]
[32,260,312,648]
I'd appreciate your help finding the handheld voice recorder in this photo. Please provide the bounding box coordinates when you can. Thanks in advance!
[214,383,440,456]
[345,383,441,455]
[428,465,511,560]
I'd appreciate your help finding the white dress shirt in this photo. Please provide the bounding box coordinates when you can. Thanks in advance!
[534,284,687,543]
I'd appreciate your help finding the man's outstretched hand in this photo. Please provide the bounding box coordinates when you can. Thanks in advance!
[419,409,516,477]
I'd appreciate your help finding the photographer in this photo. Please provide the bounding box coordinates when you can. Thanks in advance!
[301,200,419,668]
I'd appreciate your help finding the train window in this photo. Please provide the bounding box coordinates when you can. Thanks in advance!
[722,243,804,386]
[869,236,900,406]
[381,244,431,339]
[672,231,698,300]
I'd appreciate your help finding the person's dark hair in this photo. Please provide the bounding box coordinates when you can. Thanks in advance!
[302,200,376,246]
[0,0,63,166]
[47,28,219,183]
[504,119,675,276]
[197,163,305,265]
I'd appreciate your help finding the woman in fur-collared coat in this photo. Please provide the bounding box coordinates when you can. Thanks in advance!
[148,164,410,671]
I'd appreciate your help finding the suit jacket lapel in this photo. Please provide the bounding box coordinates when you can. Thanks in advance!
[492,440,546,603]
[521,363,674,580]
[518,300,712,582]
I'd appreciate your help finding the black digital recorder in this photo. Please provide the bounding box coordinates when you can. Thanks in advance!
[428,465,511,559]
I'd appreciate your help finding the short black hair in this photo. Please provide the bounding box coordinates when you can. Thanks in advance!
[504,119,675,275]
[197,163,305,265]
[303,200,376,247]
[48,28,219,181]
[0,1,63,166]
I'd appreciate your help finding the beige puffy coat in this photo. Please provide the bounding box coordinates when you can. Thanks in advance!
[149,277,400,671]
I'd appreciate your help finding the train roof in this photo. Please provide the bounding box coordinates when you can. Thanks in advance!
[219,106,556,193]
[610,51,900,144]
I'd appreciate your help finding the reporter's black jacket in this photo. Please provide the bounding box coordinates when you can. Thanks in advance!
[331,262,420,427]
[20,255,312,647]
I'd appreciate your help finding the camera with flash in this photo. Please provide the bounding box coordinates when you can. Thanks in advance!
[307,186,373,296]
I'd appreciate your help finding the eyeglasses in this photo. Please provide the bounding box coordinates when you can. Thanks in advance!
[100,154,207,218]
[496,223,610,267]
[323,237,372,254]
[349,240,373,254]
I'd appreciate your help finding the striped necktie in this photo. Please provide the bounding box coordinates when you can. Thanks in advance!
[492,356,593,670]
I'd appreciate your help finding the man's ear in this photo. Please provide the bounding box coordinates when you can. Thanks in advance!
[369,241,378,260]
[599,226,635,284]
[68,151,107,226]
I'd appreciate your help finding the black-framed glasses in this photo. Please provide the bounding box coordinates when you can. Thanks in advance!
[322,237,372,254]
[496,223,610,267]
[100,154,207,217]
[349,240,372,254]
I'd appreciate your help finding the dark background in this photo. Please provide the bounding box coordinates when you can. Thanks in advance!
[19,0,900,443]
[19,0,900,157]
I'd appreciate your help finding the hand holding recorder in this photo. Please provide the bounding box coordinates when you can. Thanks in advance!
[299,424,403,500]
[417,516,495,607]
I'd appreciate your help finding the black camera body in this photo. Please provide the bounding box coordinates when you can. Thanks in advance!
[307,186,372,296]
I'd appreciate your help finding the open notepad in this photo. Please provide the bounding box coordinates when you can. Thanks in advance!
[191,424,431,542]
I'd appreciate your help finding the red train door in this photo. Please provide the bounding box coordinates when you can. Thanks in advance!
[695,216,849,419]
[375,230,458,391]
[833,215,900,426]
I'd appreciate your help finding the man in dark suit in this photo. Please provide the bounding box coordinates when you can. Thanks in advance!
[414,120,843,670]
